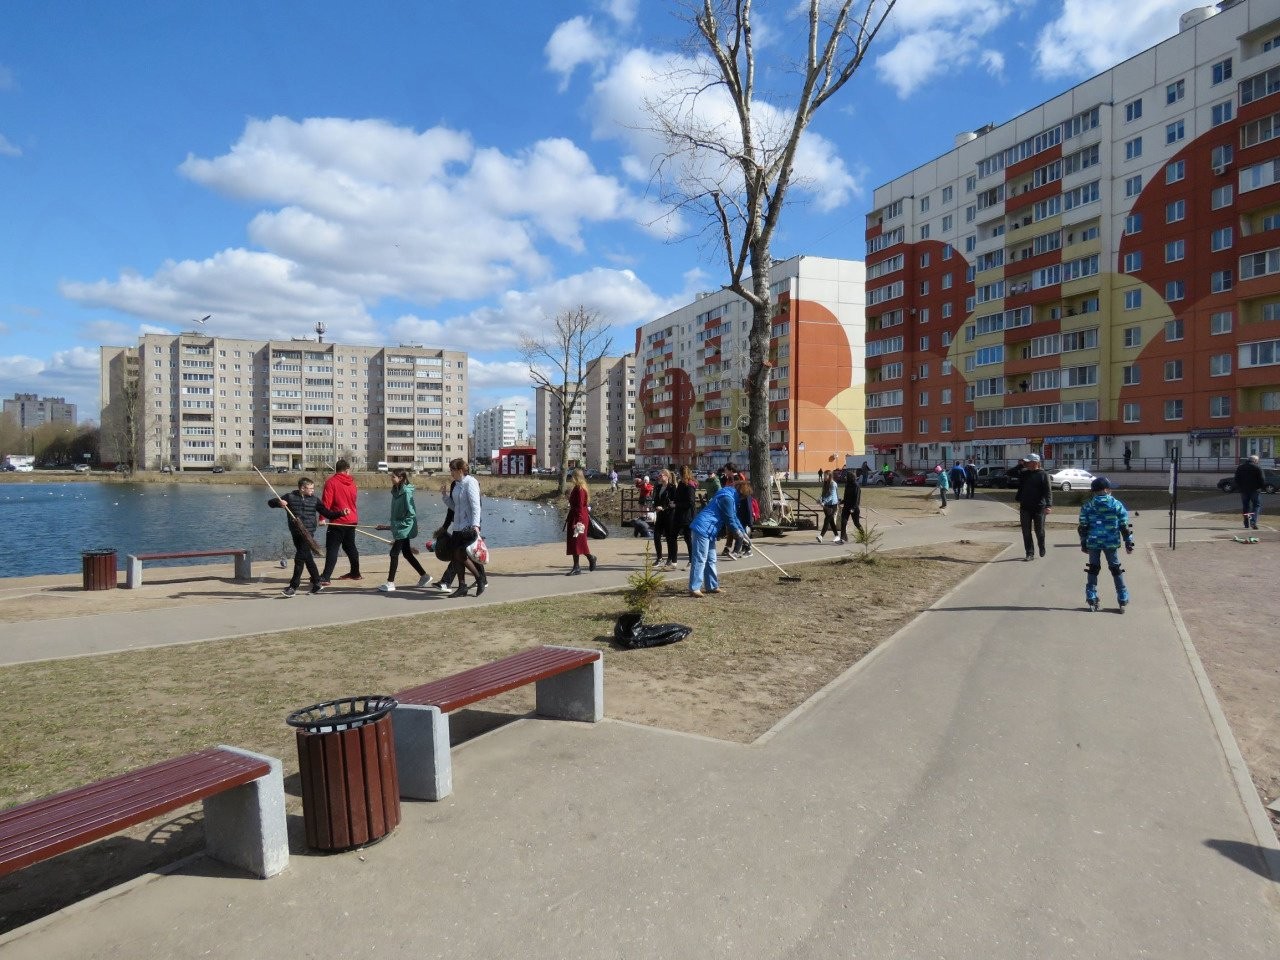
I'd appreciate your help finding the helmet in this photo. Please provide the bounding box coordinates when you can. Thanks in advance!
[1090,476,1112,492]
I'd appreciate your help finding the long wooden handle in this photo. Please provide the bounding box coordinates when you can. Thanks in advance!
[254,465,323,554]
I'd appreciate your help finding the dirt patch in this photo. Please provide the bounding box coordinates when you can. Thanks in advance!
[1153,534,1280,841]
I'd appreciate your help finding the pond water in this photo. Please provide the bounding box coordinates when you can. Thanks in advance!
[0,482,568,578]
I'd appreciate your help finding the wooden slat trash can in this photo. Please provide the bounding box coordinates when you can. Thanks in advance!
[81,549,117,591]
[286,696,401,852]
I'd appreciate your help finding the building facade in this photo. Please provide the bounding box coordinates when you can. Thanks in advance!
[534,355,635,471]
[864,0,1280,470]
[3,393,77,430]
[100,334,468,471]
[634,255,866,476]
[473,403,528,460]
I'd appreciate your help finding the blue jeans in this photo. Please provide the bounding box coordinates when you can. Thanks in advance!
[1086,547,1129,604]
[1240,491,1261,528]
[689,532,718,592]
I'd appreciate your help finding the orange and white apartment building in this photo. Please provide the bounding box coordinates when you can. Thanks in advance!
[864,0,1280,470]
[634,255,866,477]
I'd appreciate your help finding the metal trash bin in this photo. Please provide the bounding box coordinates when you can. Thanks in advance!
[286,696,400,852]
[81,549,117,591]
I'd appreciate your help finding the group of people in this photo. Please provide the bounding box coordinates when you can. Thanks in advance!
[929,459,980,507]
[267,457,487,599]
[816,469,864,544]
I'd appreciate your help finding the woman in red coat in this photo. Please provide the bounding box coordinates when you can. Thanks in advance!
[566,469,598,575]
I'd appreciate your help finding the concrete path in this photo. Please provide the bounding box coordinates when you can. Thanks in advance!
[2,494,1278,958]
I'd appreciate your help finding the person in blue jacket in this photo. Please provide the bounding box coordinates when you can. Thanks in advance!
[1078,476,1135,613]
[688,479,747,597]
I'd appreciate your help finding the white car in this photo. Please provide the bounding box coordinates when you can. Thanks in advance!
[72,463,90,473]
[1049,467,1095,491]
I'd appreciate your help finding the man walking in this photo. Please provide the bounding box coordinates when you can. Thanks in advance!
[1233,454,1265,531]
[964,458,978,499]
[319,459,361,584]
[1015,453,1052,560]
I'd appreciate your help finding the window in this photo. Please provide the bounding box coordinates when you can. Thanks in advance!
[1166,199,1186,223]
[1211,57,1232,85]
[919,251,931,268]
[1165,160,1186,184]
[1165,280,1186,301]
[1124,327,1142,348]
[1124,175,1143,198]
[1211,269,1233,293]
[1166,318,1185,342]
[1165,240,1185,262]
[1124,289,1142,310]
[1210,395,1231,418]
[1241,111,1280,148]
[1210,354,1232,376]
[1124,98,1143,122]
[919,336,930,351]
[1211,144,1234,169]
[1240,248,1280,279]
[919,280,930,295]
[1123,402,1141,423]
[1240,65,1280,105]
[1241,339,1280,367]
[920,196,930,213]
[1124,213,1142,234]
[942,185,953,203]
[1123,251,1143,273]
[1211,184,1233,209]
[1167,79,1185,104]
[1211,100,1234,127]
[1123,365,1141,385]
[1125,137,1143,160]
[942,214,953,232]
[1164,399,1184,420]
[942,244,953,260]
[1211,310,1232,334]
[1211,226,1233,251]
[1265,302,1280,321]
[965,235,976,253]
[941,273,953,290]
[1164,359,1184,381]
[1165,120,1185,145]
[919,224,930,240]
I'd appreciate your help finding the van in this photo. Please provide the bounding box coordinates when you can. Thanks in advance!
[376,461,390,473]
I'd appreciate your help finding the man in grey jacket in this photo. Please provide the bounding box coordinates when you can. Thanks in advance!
[1014,453,1053,560]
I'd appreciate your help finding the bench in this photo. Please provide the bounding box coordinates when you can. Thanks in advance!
[0,746,288,880]
[125,549,252,588]
[392,645,603,801]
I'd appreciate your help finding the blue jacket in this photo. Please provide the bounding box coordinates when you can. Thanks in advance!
[691,487,745,539]
[1078,493,1132,550]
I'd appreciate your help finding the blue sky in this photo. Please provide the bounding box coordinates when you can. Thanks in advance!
[0,0,1194,423]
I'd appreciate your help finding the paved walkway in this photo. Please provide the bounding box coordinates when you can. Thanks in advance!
[2,493,1278,958]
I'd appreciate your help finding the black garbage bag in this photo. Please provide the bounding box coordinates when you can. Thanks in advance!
[588,514,609,539]
[613,612,691,649]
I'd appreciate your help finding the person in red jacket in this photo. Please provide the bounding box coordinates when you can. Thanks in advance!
[319,459,362,583]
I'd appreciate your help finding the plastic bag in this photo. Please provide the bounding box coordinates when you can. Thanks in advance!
[613,613,691,649]
[587,515,609,539]
[467,535,490,565]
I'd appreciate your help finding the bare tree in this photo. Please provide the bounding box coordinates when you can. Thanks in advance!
[648,0,896,491]
[520,306,614,495]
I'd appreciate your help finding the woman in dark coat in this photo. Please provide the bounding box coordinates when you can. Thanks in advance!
[652,468,675,568]
[671,465,698,568]
[565,469,597,575]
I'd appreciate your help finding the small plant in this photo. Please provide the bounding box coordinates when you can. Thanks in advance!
[622,542,665,619]
[852,521,884,564]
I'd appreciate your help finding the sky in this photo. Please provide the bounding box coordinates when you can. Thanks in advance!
[0,0,1198,425]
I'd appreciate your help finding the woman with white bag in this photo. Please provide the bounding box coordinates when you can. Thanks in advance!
[445,458,487,597]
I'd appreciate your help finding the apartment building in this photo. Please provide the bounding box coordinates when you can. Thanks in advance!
[534,355,635,471]
[473,403,529,458]
[634,255,866,476]
[864,0,1280,469]
[100,333,468,471]
[3,393,77,429]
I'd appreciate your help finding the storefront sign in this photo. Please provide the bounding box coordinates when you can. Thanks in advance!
[1043,435,1097,443]
[1237,426,1279,437]
[972,437,1027,447]
[1190,428,1234,439]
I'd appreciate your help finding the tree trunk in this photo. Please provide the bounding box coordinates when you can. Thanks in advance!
[747,241,773,495]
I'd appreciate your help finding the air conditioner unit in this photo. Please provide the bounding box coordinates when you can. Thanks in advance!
[1212,163,1227,175]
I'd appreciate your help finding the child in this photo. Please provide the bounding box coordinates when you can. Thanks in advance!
[375,468,431,592]
[268,476,346,597]
[1077,476,1135,613]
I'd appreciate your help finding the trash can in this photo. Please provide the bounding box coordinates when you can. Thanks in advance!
[286,696,400,852]
[81,549,117,591]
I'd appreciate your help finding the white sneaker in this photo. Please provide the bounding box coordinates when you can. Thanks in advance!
[833,537,844,545]
[378,582,396,592]
[815,534,823,542]
[435,583,453,594]
[415,575,432,588]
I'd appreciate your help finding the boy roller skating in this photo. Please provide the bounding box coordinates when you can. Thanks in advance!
[1078,477,1135,613]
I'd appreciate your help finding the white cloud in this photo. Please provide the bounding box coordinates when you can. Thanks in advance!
[600,0,638,26]
[546,16,609,89]
[875,0,1023,98]
[589,47,861,216]
[0,134,21,158]
[0,347,101,419]
[1034,0,1185,79]
[468,358,535,392]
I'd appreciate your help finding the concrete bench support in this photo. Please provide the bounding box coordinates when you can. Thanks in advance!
[392,705,452,802]
[535,649,604,722]
[203,745,289,878]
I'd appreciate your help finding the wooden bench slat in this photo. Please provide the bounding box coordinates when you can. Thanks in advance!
[396,647,599,713]
[134,550,246,562]
[0,748,269,876]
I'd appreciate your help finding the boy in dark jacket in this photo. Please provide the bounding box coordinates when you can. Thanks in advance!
[1014,454,1052,560]
[1078,476,1134,612]
[1233,454,1265,530]
[269,477,346,596]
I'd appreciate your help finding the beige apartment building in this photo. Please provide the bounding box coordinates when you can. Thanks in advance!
[3,393,78,430]
[100,333,468,472]
[535,355,635,471]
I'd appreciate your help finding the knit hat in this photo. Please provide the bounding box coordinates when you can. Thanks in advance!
[1090,476,1112,492]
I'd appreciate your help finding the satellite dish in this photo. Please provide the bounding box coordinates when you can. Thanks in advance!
[737,415,751,432]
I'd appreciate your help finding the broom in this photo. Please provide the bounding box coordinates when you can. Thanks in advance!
[745,541,801,582]
[254,465,323,555]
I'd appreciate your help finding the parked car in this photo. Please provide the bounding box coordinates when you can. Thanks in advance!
[901,470,939,486]
[159,464,173,473]
[1217,468,1280,495]
[73,463,90,473]
[971,464,1009,488]
[1048,467,1095,491]
[211,465,225,474]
